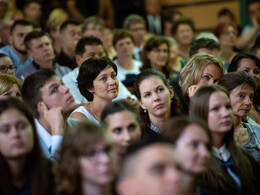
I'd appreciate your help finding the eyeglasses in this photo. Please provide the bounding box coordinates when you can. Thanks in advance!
[222,31,238,36]
[0,65,15,73]
[151,48,169,54]
[82,145,112,162]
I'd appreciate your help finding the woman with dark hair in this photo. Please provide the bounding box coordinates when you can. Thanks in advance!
[134,69,184,137]
[141,36,172,79]
[68,57,119,126]
[228,52,260,125]
[190,85,260,194]
[218,71,260,164]
[163,116,211,194]
[101,100,142,156]
[0,98,54,195]
[55,121,115,195]
[214,22,238,70]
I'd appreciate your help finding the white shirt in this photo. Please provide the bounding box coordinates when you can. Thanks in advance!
[114,59,142,82]
[35,119,63,160]
[212,144,231,162]
[62,67,136,104]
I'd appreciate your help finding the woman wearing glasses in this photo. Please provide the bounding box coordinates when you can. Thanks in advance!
[141,36,173,79]
[55,121,115,195]
[0,53,15,75]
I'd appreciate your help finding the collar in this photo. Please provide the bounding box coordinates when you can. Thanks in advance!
[212,144,231,162]
[32,60,55,69]
[35,119,51,152]
[150,123,161,134]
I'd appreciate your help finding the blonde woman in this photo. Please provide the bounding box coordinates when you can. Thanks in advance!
[178,53,225,113]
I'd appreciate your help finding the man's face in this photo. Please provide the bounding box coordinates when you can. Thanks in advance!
[119,143,187,195]
[39,76,76,116]
[76,44,106,68]
[129,23,146,46]
[83,23,103,39]
[248,2,260,24]
[175,24,193,46]
[145,0,161,15]
[62,24,82,52]
[10,25,33,55]
[28,35,55,66]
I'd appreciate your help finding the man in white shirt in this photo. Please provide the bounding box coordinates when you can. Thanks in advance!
[22,69,77,160]
[62,36,136,104]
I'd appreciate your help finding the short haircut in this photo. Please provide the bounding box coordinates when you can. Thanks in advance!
[123,14,146,29]
[218,71,257,94]
[22,69,56,118]
[179,53,225,95]
[217,8,235,21]
[214,22,238,38]
[81,16,104,32]
[247,0,260,9]
[10,19,33,35]
[113,29,134,47]
[77,57,117,101]
[59,19,80,33]
[24,30,50,50]
[228,52,260,72]
[101,99,141,127]
[75,36,105,56]
[189,38,220,57]
[171,16,195,35]
[119,135,172,177]
[162,8,182,22]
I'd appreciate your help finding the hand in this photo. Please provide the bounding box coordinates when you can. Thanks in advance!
[42,102,64,135]
[126,96,140,110]
[251,16,260,30]
[188,85,199,98]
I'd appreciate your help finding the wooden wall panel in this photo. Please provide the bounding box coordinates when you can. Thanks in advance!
[161,0,240,31]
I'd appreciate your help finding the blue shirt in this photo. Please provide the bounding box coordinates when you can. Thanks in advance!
[0,45,33,73]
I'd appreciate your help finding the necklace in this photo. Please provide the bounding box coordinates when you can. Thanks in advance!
[88,103,100,121]
[234,123,248,145]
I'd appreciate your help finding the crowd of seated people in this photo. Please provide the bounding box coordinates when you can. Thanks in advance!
[0,0,260,194]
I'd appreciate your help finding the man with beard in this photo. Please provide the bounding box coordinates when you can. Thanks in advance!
[0,20,34,73]
[16,30,71,81]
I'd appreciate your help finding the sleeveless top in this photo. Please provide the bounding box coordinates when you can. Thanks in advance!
[67,106,100,126]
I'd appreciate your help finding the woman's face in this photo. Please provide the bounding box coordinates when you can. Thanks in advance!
[0,108,34,159]
[208,91,233,134]
[175,124,210,175]
[0,84,21,100]
[139,76,174,119]
[106,110,142,155]
[219,25,237,47]
[236,58,260,86]
[229,84,254,118]
[91,66,119,101]
[147,43,169,70]
[196,64,222,87]
[79,142,114,185]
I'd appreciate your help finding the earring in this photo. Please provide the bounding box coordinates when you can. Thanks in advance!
[144,109,147,113]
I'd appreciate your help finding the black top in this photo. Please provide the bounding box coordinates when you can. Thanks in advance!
[55,50,77,70]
